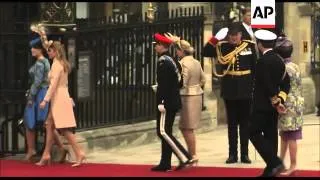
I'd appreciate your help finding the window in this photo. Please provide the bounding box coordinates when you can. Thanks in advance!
[76,2,89,19]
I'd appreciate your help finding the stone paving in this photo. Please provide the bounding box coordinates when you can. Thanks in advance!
[86,114,320,171]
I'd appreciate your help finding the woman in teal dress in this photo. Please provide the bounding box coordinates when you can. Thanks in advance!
[24,33,67,163]
[274,34,304,176]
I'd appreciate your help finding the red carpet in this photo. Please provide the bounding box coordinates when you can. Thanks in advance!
[0,160,319,177]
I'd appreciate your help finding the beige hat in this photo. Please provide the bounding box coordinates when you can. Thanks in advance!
[178,40,194,54]
[164,32,194,54]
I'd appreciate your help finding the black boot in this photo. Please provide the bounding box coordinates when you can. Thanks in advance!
[225,155,238,164]
[241,155,252,164]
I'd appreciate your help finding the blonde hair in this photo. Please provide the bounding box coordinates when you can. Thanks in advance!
[177,40,195,54]
[49,41,71,73]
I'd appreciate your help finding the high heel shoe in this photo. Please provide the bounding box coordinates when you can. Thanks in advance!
[24,152,37,162]
[58,149,69,163]
[280,168,296,176]
[71,155,87,167]
[190,157,199,167]
[175,159,193,171]
[35,158,51,166]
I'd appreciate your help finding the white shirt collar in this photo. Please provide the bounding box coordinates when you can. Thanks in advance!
[242,22,254,37]
[263,48,273,55]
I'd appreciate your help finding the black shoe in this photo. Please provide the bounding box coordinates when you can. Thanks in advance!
[175,160,192,171]
[241,155,252,164]
[225,155,238,164]
[269,163,285,177]
[262,163,285,177]
[151,165,172,172]
[259,167,271,177]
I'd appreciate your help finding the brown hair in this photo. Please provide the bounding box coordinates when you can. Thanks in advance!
[241,7,251,15]
[49,41,71,73]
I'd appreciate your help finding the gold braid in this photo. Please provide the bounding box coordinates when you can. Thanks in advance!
[213,41,249,77]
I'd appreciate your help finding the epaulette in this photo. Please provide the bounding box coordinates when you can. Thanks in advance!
[243,39,256,44]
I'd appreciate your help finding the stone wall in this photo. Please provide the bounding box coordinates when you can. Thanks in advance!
[284,2,316,114]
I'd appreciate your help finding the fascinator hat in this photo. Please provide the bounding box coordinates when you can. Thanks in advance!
[30,24,53,51]
[274,33,293,59]
[164,33,194,54]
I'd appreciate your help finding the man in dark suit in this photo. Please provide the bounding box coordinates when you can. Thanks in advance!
[203,22,257,164]
[239,7,254,41]
[151,33,193,172]
[239,7,260,59]
[249,29,291,177]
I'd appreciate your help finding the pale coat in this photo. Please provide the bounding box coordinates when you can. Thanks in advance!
[179,55,206,95]
[44,59,76,129]
[179,55,206,129]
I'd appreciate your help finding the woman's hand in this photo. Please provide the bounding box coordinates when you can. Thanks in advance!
[277,103,287,114]
[39,101,47,109]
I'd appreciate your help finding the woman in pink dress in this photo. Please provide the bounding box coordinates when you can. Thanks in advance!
[37,41,86,167]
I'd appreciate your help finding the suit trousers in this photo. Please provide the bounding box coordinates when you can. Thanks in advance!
[249,110,282,168]
[156,109,192,167]
[224,99,251,157]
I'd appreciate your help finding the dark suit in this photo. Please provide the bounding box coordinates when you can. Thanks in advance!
[249,49,290,170]
[204,40,257,158]
[240,22,253,41]
[155,52,191,167]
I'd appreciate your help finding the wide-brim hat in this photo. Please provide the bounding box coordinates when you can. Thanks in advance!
[153,33,173,46]
[274,34,293,59]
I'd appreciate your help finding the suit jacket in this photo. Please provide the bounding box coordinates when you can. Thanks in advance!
[203,40,257,100]
[240,22,254,41]
[156,52,182,111]
[179,55,206,96]
[44,59,76,129]
[253,50,291,112]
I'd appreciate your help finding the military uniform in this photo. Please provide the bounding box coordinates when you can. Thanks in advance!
[152,33,192,172]
[249,30,290,177]
[203,24,257,163]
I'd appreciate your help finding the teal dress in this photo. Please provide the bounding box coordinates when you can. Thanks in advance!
[24,58,51,130]
[278,62,304,140]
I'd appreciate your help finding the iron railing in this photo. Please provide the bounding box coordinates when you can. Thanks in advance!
[69,6,205,130]
[0,6,205,154]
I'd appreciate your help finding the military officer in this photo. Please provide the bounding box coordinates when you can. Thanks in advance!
[249,29,291,177]
[203,22,257,164]
[151,33,193,172]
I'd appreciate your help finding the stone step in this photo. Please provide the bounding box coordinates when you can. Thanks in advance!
[57,110,217,161]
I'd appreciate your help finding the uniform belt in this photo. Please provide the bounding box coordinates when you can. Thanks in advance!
[224,70,251,76]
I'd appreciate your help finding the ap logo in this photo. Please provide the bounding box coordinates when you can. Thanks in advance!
[251,0,275,28]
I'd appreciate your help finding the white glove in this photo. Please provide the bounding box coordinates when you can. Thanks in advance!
[215,27,229,40]
[158,104,166,113]
[151,85,158,93]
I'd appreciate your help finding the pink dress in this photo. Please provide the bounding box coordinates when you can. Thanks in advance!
[44,59,76,129]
